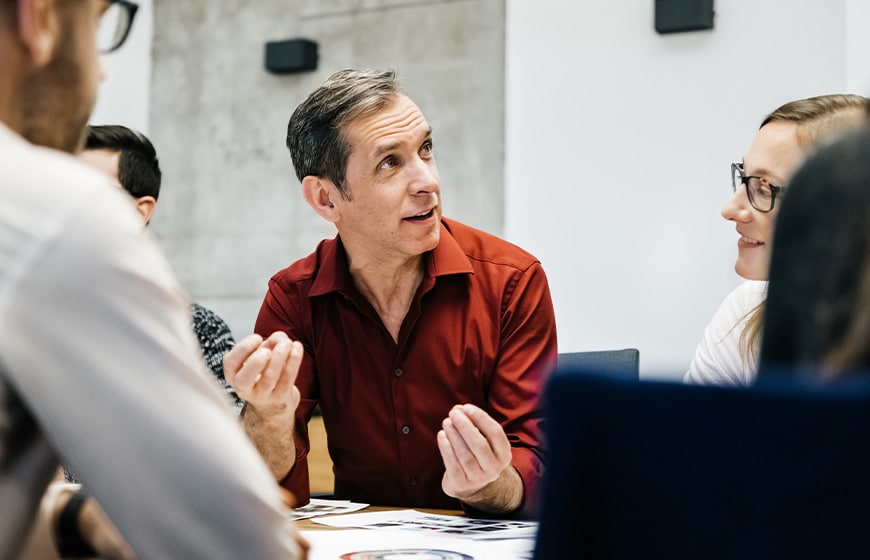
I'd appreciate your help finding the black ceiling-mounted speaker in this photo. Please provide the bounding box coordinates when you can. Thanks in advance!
[655,0,714,34]
[264,38,318,74]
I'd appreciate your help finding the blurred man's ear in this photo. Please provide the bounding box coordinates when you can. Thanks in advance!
[16,0,59,67]
[135,195,157,225]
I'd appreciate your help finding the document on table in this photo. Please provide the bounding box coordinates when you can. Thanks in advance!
[300,528,535,560]
[311,509,538,540]
[289,499,370,521]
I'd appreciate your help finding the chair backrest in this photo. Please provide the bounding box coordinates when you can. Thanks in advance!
[557,348,639,380]
[534,369,870,559]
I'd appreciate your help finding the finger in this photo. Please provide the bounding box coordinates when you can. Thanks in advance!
[448,407,491,453]
[260,330,290,351]
[222,334,264,384]
[459,404,501,433]
[264,340,303,400]
[437,429,466,482]
[231,346,273,394]
[457,404,512,460]
[448,408,509,475]
[255,337,292,394]
[442,416,482,475]
[283,341,304,386]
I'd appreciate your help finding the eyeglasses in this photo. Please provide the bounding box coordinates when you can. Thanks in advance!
[731,162,785,213]
[97,0,139,54]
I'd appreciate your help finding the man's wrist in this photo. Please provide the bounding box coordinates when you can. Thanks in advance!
[460,466,523,515]
[241,400,295,422]
[55,489,98,558]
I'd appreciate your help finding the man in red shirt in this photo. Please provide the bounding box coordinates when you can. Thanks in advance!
[226,68,557,518]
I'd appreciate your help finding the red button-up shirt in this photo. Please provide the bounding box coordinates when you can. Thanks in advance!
[255,218,557,518]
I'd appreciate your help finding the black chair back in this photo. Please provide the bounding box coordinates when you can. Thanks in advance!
[557,348,639,380]
[534,369,870,559]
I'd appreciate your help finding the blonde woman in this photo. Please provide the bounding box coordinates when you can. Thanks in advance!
[685,94,870,386]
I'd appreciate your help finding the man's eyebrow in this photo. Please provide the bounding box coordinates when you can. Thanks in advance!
[373,127,434,157]
[374,141,401,157]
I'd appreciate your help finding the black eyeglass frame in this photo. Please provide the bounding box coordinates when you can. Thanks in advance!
[101,0,139,54]
[730,162,785,213]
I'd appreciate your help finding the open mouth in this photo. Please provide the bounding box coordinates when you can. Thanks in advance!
[405,209,434,222]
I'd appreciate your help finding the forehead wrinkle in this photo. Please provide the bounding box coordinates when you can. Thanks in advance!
[352,98,431,158]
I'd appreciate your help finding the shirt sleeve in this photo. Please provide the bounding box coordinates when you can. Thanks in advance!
[1,191,300,559]
[254,279,317,506]
[475,261,557,518]
[684,281,767,387]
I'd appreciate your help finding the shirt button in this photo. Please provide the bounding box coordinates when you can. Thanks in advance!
[409,477,418,486]
[401,425,411,435]
[394,368,403,377]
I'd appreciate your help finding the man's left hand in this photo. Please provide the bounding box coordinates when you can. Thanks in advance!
[437,404,522,514]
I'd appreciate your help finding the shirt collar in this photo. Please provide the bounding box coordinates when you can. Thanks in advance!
[309,218,474,297]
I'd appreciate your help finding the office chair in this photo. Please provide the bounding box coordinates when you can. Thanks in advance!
[534,370,870,559]
[556,348,639,380]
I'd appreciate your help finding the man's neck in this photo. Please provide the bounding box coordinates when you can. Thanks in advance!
[347,250,426,343]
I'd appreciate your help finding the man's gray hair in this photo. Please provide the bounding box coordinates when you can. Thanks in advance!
[286,68,402,199]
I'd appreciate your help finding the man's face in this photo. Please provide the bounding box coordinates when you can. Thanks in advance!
[19,0,108,153]
[330,94,442,262]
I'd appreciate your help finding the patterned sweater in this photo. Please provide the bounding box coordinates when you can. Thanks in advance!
[190,302,242,408]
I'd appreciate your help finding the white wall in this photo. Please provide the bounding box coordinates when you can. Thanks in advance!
[89,0,153,132]
[505,0,865,378]
[847,0,870,94]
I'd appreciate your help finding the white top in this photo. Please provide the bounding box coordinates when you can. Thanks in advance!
[684,280,768,387]
[0,123,299,559]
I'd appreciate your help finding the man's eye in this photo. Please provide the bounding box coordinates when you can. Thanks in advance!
[379,156,398,170]
[421,141,433,154]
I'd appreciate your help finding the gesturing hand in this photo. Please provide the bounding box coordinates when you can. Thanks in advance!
[224,332,303,416]
[437,404,521,513]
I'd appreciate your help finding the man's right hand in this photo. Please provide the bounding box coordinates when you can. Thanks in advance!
[224,332,303,415]
[224,332,303,479]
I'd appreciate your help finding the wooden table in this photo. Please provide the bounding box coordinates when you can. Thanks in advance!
[294,505,463,530]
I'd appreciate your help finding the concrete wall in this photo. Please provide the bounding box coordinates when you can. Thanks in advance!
[148,0,506,339]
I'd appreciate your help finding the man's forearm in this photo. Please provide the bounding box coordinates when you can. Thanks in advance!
[460,465,523,515]
[241,405,297,480]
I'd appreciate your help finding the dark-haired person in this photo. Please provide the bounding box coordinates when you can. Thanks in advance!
[0,1,302,558]
[228,68,557,519]
[80,124,242,408]
[685,94,870,386]
[759,126,870,377]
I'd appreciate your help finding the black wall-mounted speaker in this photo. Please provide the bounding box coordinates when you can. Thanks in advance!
[264,38,318,74]
[655,0,714,34]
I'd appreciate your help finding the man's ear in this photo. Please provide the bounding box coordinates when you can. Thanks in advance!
[301,176,340,223]
[16,0,59,67]
[135,195,157,225]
